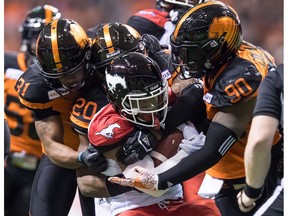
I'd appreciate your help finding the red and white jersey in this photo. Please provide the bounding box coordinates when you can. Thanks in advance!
[88,104,183,215]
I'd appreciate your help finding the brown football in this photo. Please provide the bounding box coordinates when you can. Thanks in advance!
[150,129,183,167]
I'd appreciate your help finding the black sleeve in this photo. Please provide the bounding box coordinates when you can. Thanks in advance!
[33,108,60,121]
[253,64,283,122]
[162,83,209,135]
[158,122,238,190]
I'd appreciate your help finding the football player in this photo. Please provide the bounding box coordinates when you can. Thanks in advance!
[127,0,207,48]
[237,64,283,215]
[109,2,282,216]
[77,52,217,216]
[4,5,60,216]
[14,18,96,216]
[73,22,169,215]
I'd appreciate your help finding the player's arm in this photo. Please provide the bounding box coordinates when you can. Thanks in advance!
[77,139,133,197]
[109,98,256,190]
[76,134,110,197]
[157,97,256,188]
[35,115,83,169]
[242,116,277,185]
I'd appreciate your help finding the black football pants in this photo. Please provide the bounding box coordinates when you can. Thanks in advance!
[29,154,95,216]
[5,160,36,216]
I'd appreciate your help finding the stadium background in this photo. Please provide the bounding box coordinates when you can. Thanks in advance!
[3,0,284,215]
[4,0,283,64]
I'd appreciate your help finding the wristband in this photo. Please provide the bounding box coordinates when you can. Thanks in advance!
[239,190,255,209]
[78,151,84,163]
[244,184,263,199]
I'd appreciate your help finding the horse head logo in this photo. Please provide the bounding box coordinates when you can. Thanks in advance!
[95,123,121,139]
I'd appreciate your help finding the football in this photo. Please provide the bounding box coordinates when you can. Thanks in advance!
[150,129,183,167]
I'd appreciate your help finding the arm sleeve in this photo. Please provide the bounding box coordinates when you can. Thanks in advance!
[158,122,238,189]
[162,83,208,135]
[33,108,60,121]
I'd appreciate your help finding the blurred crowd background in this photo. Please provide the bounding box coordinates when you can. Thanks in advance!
[4,0,283,64]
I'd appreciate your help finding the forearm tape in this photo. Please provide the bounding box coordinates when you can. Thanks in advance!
[158,122,238,189]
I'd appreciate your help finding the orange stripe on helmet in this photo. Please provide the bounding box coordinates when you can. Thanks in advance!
[44,7,53,25]
[103,24,115,53]
[51,20,63,72]
[123,24,141,39]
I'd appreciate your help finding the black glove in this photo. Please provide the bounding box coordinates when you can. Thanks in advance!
[78,144,107,172]
[141,34,161,55]
[116,129,158,166]
[150,50,170,73]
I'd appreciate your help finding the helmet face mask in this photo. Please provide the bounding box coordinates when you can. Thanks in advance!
[170,1,243,78]
[105,52,168,128]
[36,18,90,91]
[120,81,168,128]
[58,63,86,92]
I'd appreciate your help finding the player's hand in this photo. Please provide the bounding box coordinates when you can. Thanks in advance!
[108,166,159,190]
[79,144,107,172]
[237,190,257,213]
[140,34,161,54]
[116,129,158,166]
[177,121,199,140]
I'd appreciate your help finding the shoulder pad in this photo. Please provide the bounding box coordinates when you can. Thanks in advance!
[204,57,262,107]
[71,86,108,134]
[14,64,52,103]
[88,104,134,147]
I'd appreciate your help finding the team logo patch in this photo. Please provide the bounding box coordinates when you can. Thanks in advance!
[203,93,213,104]
[161,69,172,80]
[48,88,69,100]
[95,123,121,139]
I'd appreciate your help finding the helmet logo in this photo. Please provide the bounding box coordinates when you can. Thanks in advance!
[209,16,238,48]
[106,73,127,94]
[95,123,121,139]
[106,50,121,58]
[70,24,88,49]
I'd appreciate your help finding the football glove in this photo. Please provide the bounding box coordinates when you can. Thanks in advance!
[78,144,107,172]
[108,166,159,190]
[116,129,158,166]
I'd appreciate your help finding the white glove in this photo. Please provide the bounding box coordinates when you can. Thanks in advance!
[108,166,159,191]
[179,132,205,154]
[177,121,199,140]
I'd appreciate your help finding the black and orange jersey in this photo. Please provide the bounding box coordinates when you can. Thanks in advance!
[203,41,279,179]
[70,84,108,135]
[4,52,42,158]
[14,62,81,151]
